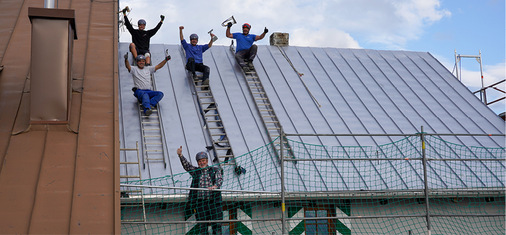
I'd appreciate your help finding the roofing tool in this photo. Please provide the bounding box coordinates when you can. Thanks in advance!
[118,6,130,14]
[221,15,236,27]
[208,29,218,42]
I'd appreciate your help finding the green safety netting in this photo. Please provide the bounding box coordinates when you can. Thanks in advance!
[121,135,505,234]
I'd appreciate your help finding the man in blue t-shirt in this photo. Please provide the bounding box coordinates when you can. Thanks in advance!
[180,26,215,85]
[226,22,268,70]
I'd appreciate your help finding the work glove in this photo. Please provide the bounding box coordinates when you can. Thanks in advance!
[160,15,165,22]
[227,22,232,28]
[122,8,127,14]
[124,53,128,60]
[263,27,268,34]
[165,55,171,61]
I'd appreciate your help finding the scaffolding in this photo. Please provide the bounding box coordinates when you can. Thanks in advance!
[453,50,505,107]
[120,128,505,235]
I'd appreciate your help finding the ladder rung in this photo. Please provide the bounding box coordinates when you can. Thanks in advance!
[146,157,164,160]
[252,92,266,95]
[142,135,161,138]
[141,121,160,124]
[120,162,140,164]
[220,154,234,157]
[260,109,273,112]
[216,147,231,150]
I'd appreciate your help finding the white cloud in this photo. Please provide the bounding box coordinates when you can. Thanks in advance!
[119,0,450,50]
[291,28,360,48]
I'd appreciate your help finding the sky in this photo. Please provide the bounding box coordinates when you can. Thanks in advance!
[119,0,505,114]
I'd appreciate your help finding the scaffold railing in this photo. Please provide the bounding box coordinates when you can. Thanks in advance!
[121,128,505,235]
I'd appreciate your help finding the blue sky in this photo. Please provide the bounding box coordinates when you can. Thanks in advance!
[119,0,505,114]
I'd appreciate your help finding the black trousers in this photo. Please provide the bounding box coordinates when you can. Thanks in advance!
[235,44,258,65]
[186,58,210,81]
[194,198,223,234]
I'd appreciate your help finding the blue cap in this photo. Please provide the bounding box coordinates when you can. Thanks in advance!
[190,34,199,40]
[138,19,146,25]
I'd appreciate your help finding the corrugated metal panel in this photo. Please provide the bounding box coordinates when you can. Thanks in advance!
[118,43,504,192]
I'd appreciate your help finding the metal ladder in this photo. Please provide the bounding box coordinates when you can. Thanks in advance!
[180,47,236,165]
[230,42,294,161]
[137,74,168,169]
[120,142,148,232]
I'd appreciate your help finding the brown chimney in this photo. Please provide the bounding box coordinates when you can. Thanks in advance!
[28,7,77,124]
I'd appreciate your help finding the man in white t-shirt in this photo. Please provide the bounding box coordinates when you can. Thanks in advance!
[124,53,171,115]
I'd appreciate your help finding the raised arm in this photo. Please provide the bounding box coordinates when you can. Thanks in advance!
[179,26,184,41]
[177,146,197,172]
[226,22,233,39]
[208,33,215,48]
[255,27,269,41]
[124,53,131,72]
[154,55,171,71]
[123,14,134,34]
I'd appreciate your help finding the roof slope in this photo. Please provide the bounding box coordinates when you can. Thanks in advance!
[0,1,119,233]
[118,42,504,192]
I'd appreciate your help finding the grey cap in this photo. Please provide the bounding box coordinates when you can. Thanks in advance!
[195,151,208,161]
[136,55,146,61]
[190,33,199,40]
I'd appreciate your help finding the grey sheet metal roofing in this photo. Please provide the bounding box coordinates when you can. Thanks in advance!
[118,42,505,192]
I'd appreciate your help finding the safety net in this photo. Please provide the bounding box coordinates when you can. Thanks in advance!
[121,135,505,234]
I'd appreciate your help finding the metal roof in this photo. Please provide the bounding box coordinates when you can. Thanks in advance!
[0,1,119,233]
[118,42,505,192]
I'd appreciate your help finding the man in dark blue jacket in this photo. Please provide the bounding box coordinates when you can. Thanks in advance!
[180,26,215,86]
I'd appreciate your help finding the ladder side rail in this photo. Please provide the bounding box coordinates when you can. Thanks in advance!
[230,43,296,161]
[179,46,233,165]
[150,73,169,168]
[119,142,148,229]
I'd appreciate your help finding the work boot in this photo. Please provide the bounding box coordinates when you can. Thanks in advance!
[241,63,250,72]
[144,108,152,116]
[248,60,255,70]
[201,79,209,90]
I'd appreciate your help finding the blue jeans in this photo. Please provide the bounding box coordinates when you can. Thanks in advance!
[133,89,164,110]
